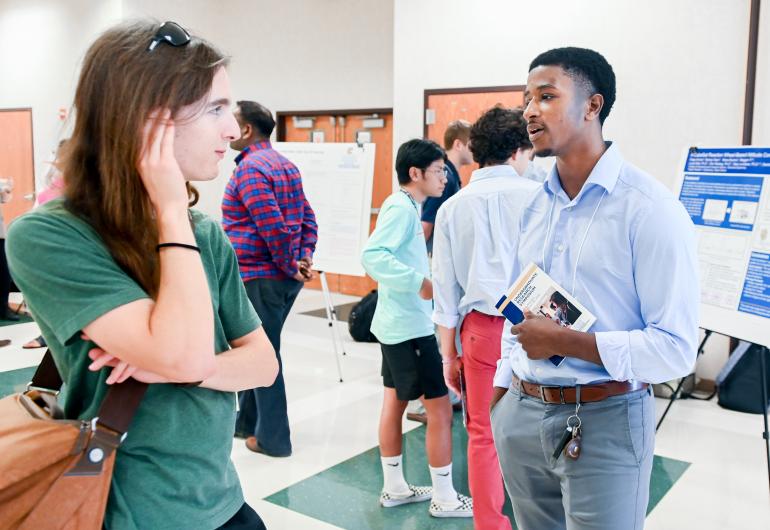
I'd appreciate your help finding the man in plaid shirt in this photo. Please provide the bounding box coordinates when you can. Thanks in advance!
[223,100,318,457]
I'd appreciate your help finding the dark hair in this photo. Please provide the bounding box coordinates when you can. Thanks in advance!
[443,119,471,150]
[470,106,530,166]
[237,100,275,138]
[395,139,445,185]
[550,291,568,306]
[529,47,616,124]
[63,20,226,297]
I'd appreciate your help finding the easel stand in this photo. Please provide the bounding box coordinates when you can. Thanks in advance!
[656,329,713,432]
[318,271,345,382]
[655,331,770,496]
[760,345,770,496]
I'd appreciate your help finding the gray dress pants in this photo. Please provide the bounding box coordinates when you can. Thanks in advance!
[491,384,655,530]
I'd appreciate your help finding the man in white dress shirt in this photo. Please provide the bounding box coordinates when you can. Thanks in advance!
[432,106,539,530]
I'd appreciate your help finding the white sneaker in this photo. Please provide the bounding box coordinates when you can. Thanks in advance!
[379,485,433,508]
[429,493,473,518]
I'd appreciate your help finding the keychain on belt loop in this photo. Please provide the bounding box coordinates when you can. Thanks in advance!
[553,385,583,461]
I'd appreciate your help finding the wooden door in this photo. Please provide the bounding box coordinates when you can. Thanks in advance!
[280,110,393,296]
[425,87,524,185]
[0,109,36,226]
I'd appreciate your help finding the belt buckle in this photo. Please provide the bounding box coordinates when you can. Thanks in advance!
[539,385,565,404]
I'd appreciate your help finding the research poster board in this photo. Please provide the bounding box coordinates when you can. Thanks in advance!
[274,142,375,277]
[675,147,770,348]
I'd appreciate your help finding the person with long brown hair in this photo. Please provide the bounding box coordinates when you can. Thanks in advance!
[6,20,277,530]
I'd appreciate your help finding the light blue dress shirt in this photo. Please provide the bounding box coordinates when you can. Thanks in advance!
[431,165,540,328]
[361,190,434,345]
[493,143,700,387]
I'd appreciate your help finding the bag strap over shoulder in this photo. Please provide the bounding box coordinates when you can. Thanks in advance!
[29,349,149,475]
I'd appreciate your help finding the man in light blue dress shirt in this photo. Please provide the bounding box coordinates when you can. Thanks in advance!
[489,48,699,530]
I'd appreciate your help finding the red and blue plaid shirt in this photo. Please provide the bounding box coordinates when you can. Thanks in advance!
[222,141,318,281]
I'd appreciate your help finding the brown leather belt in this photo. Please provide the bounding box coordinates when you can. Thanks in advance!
[511,374,648,404]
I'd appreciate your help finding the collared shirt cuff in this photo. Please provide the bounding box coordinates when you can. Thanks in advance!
[493,357,513,388]
[595,330,632,382]
[432,310,459,329]
[278,259,299,278]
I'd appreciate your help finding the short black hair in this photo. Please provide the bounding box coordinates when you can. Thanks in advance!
[395,139,445,185]
[237,100,275,138]
[470,106,530,166]
[529,47,616,124]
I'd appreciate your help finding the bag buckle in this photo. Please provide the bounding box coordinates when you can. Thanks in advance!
[539,385,565,404]
[25,382,60,397]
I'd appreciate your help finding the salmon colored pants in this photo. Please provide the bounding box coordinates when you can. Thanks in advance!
[460,311,512,530]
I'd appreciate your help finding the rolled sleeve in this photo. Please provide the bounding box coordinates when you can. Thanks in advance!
[595,330,632,382]
[431,208,461,328]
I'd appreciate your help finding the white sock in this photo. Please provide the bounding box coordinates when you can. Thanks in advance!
[429,463,458,504]
[381,455,410,495]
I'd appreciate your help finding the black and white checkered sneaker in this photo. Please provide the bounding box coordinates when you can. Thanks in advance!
[379,485,433,508]
[429,493,473,518]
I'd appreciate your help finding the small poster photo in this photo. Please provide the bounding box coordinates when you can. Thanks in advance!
[539,289,582,327]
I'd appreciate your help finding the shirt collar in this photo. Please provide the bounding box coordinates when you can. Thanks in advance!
[469,164,521,183]
[234,139,273,164]
[544,141,623,201]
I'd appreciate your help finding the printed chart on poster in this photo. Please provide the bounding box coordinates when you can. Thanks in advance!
[675,147,770,348]
[274,142,375,277]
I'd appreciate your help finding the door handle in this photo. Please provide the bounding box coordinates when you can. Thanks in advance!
[23,193,34,201]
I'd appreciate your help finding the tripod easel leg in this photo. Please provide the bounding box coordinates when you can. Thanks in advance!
[759,345,770,497]
[319,271,344,382]
[656,329,712,432]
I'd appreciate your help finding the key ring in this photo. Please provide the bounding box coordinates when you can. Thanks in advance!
[566,414,581,430]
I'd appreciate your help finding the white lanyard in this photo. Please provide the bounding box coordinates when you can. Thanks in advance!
[541,188,607,295]
[399,188,419,212]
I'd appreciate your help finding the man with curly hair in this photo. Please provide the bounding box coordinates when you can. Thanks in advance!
[432,106,539,530]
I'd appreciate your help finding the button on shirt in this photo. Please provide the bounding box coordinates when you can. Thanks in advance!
[222,141,318,281]
[361,191,434,344]
[493,143,699,388]
[432,165,540,328]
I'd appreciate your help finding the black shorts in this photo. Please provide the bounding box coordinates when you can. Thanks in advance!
[217,503,266,530]
[380,335,448,401]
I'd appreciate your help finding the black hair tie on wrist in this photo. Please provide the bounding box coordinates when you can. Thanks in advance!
[156,242,200,253]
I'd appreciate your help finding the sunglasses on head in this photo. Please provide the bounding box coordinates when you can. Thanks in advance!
[147,21,191,52]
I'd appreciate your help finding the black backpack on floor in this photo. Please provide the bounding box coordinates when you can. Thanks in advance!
[348,290,378,343]
[716,341,770,414]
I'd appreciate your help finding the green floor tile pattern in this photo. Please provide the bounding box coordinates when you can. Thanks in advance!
[266,412,690,530]
[0,366,36,398]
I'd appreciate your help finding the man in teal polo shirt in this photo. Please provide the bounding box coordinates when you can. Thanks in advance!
[362,139,472,519]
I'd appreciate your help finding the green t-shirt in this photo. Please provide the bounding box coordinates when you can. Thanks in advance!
[6,199,261,530]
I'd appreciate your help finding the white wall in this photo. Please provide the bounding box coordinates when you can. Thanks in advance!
[0,0,394,216]
[0,0,122,183]
[394,0,751,190]
[393,0,767,381]
[123,0,394,218]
